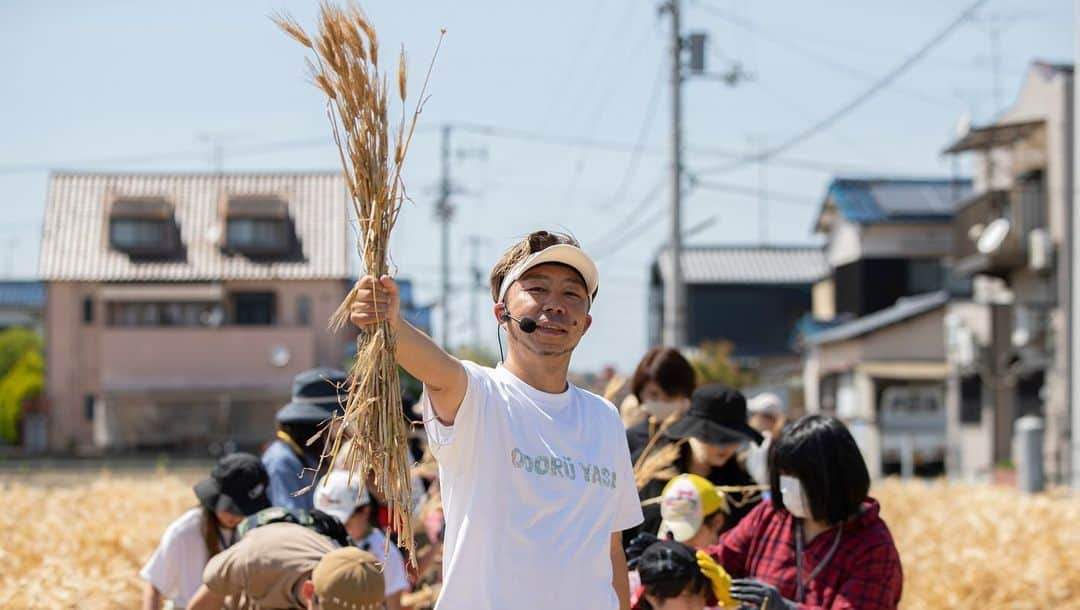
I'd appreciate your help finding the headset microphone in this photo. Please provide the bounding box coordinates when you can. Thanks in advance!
[500,310,538,334]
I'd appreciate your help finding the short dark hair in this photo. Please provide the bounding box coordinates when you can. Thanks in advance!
[631,347,696,401]
[640,575,709,610]
[769,415,870,524]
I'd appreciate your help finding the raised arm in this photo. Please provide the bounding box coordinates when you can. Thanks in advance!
[350,275,467,424]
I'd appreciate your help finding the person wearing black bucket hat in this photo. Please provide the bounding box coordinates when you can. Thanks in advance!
[140,453,269,610]
[629,384,763,545]
[262,367,348,510]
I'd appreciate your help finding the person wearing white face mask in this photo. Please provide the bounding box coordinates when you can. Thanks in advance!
[625,347,697,459]
[703,415,903,610]
[741,393,787,489]
[628,385,763,548]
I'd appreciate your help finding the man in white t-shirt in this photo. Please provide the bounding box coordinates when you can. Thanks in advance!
[350,230,643,610]
[315,471,410,610]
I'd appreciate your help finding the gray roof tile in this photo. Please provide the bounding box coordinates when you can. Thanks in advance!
[39,173,350,281]
[656,246,829,285]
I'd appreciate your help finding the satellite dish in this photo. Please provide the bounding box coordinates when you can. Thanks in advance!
[977,218,1011,254]
[270,346,291,368]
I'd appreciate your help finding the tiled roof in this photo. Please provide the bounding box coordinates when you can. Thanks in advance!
[0,281,44,308]
[655,246,829,285]
[39,173,350,281]
[805,291,948,345]
[817,177,973,229]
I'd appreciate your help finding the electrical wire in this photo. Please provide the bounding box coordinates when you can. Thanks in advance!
[693,0,991,176]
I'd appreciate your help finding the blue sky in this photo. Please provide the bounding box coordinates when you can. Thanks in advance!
[1,0,1073,372]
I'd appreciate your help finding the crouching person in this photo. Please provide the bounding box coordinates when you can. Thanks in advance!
[186,507,385,610]
[315,471,410,610]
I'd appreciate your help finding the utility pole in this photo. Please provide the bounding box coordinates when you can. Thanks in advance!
[436,125,454,349]
[467,235,487,348]
[1070,0,1080,490]
[663,0,686,348]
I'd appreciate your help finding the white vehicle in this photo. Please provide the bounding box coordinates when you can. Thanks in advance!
[878,384,946,466]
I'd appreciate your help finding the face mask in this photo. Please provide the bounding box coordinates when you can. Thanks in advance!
[640,399,683,421]
[780,475,811,519]
[743,437,771,486]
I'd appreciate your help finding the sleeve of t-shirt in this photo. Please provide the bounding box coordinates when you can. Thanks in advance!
[383,544,411,596]
[610,405,645,532]
[202,545,243,598]
[139,519,183,598]
[421,360,489,451]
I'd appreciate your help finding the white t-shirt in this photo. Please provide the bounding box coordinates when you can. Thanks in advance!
[357,528,410,597]
[140,508,233,609]
[422,361,644,610]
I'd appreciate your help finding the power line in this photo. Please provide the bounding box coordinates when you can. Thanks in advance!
[535,0,614,133]
[561,5,657,209]
[598,61,666,210]
[693,0,957,109]
[693,0,991,176]
[591,176,667,254]
[594,205,667,261]
[0,119,894,178]
[689,177,816,205]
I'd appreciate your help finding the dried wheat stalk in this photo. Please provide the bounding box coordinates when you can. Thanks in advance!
[273,3,444,563]
[634,440,684,491]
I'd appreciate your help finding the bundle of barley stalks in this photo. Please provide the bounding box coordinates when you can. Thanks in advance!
[273,3,443,561]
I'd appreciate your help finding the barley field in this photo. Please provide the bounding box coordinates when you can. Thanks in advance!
[0,469,1077,609]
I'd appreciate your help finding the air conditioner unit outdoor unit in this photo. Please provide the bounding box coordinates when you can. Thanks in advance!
[1029,228,1053,271]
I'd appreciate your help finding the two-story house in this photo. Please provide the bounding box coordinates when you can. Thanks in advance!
[803,177,972,477]
[650,245,829,413]
[941,62,1074,484]
[38,172,356,452]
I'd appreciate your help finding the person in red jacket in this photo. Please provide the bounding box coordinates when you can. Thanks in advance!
[706,415,902,610]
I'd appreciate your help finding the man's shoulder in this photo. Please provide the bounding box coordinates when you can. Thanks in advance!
[571,385,621,423]
[574,385,618,409]
[261,441,300,467]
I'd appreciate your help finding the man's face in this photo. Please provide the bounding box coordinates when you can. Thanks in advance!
[500,263,592,357]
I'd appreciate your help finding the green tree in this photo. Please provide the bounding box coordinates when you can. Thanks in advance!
[0,328,45,443]
[688,340,755,389]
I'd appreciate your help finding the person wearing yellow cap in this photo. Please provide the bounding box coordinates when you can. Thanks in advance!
[658,474,729,550]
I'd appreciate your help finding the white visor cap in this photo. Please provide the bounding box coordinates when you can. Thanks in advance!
[496,243,600,305]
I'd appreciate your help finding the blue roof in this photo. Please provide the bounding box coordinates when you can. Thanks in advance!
[0,281,44,309]
[823,177,973,226]
[805,291,948,345]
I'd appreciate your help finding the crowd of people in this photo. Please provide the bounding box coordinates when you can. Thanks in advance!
[140,230,903,610]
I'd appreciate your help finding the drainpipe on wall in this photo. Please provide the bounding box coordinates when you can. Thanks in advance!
[1071,0,1080,490]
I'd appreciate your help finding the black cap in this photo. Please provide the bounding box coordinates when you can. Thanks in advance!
[637,540,701,587]
[194,453,271,516]
[275,367,348,425]
[665,383,764,446]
